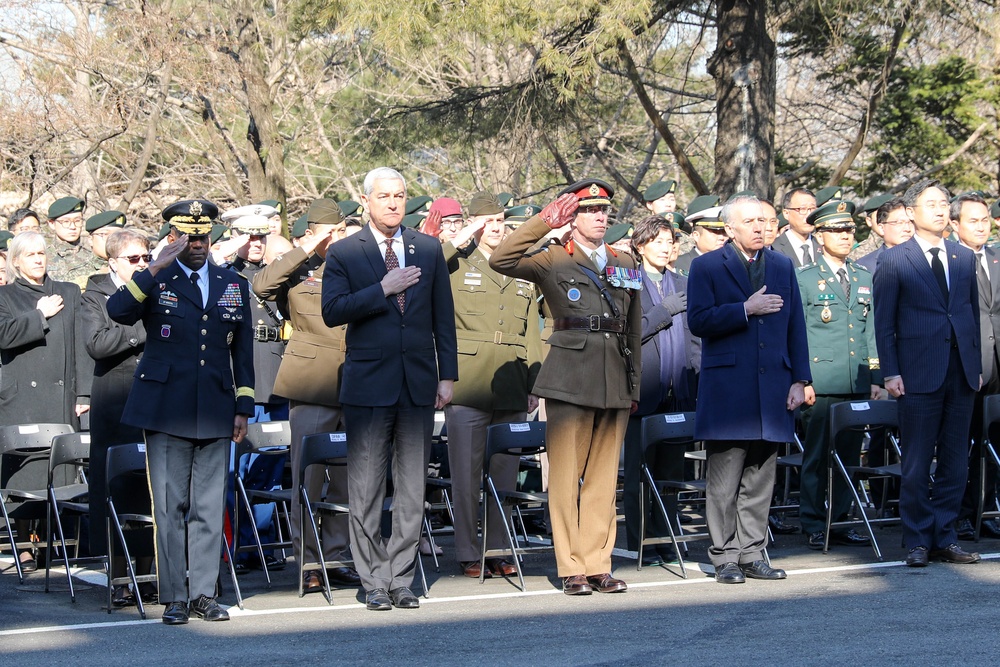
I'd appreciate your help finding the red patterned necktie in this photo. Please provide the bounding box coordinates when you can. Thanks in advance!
[384,239,405,312]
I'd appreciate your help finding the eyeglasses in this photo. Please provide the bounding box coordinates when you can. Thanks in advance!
[54,219,84,228]
[785,206,817,215]
[579,205,610,215]
[881,218,913,227]
[116,254,153,264]
[440,218,464,228]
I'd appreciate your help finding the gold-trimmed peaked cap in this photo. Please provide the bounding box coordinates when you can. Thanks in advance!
[560,178,614,207]
[162,199,218,236]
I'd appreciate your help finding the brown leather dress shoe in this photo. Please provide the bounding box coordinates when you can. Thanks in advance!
[486,558,517,577]
[586,573,627,593]
[562,574,593,595]
[905,546,929,567]
[460,561,489,578]
[302,570,324,593]
[930,543,980,564]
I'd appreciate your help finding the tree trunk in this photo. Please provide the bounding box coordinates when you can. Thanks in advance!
[708,0,776,200]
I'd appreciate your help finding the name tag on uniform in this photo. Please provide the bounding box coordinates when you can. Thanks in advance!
[464,279,482,286]
[158,291,178,307]
[304,277,321,287]
[605,266,643,290]
[465,272,482,278]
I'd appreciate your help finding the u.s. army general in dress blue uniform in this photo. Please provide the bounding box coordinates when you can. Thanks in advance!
[108,199,255,624]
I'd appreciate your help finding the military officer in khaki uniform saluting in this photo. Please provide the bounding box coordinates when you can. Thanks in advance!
[491,179,641,596]
[796,200,880,550]
[251,198,361,593]
[423,191,543,579]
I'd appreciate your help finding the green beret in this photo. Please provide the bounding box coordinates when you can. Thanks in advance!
[808,200,857,230]
[991,200,1000,219]
[467,191,504,217]
[668,211,688,234]
[815,186,844,207]
[504,204,541,225]
[777,212,789,229]
[338,200,364,219]
[257,199,283,215]
[642,180,677,202]
[603,223,632,245]
[307,198,343,226]
[686,194,721,218]
[402,213,424,228]
[157,222,171,241]
[210,223,230,245]
[0,230,13,251]
[496,192,515,208]
[290,213,309,239]
[86,210,126,233]
[48,196,85,220]
[956,190,988,202]
[862,193,893,213]
[731,189,757,199]
[406,196,433,215]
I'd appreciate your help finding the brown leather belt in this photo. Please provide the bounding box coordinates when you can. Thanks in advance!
[552,316,625,333]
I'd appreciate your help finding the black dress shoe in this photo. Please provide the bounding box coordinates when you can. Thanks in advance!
[956,518,976,541]
[586,573,627,593]
[389,586,420,609]
[190,595,229,621]
[830,529,871,547]
[714,562,745,584]
[740,560,786,580]
[138,583,158,604]
[930,543,980,564]
[326,566,362,586]
[981,518,1000,539]
[905,546,929,567]
[233,561,250,576]
[365,588,392,611]
[264,555,286,571]
[768,515,799,535]
[112,585,135,608]
[562,574,593,595]
[18,551,37,573]
[161,601,189,625]
[807,531,826,550]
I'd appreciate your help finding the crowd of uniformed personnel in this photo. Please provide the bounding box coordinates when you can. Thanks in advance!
[3,173,1000,617]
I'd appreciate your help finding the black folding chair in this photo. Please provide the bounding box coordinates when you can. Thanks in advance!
[232,420,292,587]
[637,413,710,579]
[44,432,104,600]
[976,394,1000,539]
[825,399,902,560]
[105,443,157,619]
[0,423,75,584]
[479,421,549,592]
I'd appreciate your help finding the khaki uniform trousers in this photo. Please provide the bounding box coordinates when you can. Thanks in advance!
[545,399,628,577]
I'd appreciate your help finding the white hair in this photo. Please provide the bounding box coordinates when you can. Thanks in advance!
[6,231,46,283]
[720,195,761,225]
[363,167,406,195]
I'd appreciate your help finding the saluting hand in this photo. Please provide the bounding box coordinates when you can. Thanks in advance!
[421,210,443,238]
[451,218,483,248]
[149,234,189,277]
[540,194,579,229]
[745,285,783,316]
[299,227,333,256]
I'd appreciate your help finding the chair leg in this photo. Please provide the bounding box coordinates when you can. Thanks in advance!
[237,479,271,587]
[637,479,645,571]
[834,453,883,561]
[220,532,244,610]
[1,499,25,584]
[423,513,440,572]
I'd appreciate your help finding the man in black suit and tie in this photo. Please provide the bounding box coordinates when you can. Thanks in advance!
[950,192,1000,539]
[873,179,982,567]
[321,168,458,611]
[771,188,820,267]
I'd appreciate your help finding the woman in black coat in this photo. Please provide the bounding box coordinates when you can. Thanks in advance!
[81,229,154,605]
[0,231,91,572]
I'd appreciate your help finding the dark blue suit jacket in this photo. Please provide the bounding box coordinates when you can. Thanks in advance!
[687,243,811,442]
[321,225,458,407]
[855,245,882,274]
[873,237,980,393]
[107,260,255,439]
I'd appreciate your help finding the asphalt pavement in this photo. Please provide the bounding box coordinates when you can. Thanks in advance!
[2,520,1000,666]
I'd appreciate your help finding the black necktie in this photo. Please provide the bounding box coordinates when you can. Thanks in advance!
[801,243,813,266]
[929,247,948,300]
[977,253,991,308]
[190,272,203,308]
[837,268,850,301]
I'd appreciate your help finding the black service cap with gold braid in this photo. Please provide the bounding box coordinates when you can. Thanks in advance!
[162,199,218,235]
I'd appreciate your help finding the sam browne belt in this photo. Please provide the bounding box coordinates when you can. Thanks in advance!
[552,316,625,333]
